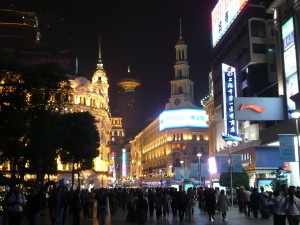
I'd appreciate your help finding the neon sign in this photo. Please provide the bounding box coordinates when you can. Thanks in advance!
[122,149,126,179]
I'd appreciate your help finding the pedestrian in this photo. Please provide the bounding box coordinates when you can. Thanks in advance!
[147,189,155,218]
[27,186,42,225]
[186,188,196,222]
[205,188,216,222]
[177,186,186,223]
[95,188,110,225]
[70,189,81,225]
[7,187,27,225]
[162,189,171,220]
[270,188,286,225]
[250,188,261,219]
[217,189,231,221]
[53,185,67,225]
[135,191,148,225]
[243,187,251,217]
[284,186,300,225]
[197,187,204,210]
[154,190,163,222]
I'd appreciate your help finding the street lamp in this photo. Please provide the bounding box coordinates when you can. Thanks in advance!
[197,153,202,186]
[290,110,300,181]
[180,160,184,187]
[226,140,234,206]
[159,169,163,187]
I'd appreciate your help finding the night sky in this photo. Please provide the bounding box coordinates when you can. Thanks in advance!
[1,0,217,122]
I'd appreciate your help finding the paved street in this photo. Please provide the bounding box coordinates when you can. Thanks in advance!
[1,204,274,225]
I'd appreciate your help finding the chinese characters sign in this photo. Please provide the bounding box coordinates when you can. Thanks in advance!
[222,63,238,137]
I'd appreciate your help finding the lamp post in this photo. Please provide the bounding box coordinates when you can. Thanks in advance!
[159,169,163,187]
[290,110,300,181]
[197,153,202,186]
[226,140,234,206]
[180,160,184,187]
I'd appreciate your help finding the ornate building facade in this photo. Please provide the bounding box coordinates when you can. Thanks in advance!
[130,21,209,187]
[57,48,112,189]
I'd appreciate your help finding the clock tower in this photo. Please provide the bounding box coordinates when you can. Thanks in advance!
[165,19,197,110]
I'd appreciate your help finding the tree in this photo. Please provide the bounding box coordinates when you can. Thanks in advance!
[59,112,100,189]
[219,170,249,188]
[0,61,71,181]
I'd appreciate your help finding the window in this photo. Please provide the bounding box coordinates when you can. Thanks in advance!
[192,135,197,140]
[193,147,197,155]
[251,20,266,37]
[253,44,267,54]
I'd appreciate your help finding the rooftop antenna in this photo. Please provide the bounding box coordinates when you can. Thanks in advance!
[75,56,78,75]
[179,18,183,40]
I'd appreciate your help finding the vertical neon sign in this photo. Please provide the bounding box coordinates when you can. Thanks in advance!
[222,63,238,137]
[122,149,126,180]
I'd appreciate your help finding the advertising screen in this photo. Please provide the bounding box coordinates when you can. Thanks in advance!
[212,0,248,47]
[282,17,298,113]
[257,179,274,192]
[159,109,208,131]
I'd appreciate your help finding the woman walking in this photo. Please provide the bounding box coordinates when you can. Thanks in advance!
[217,190,231,221]
[271,188,286,225]
[205,188,216,222]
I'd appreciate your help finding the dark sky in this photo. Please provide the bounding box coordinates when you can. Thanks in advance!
[71,0,217,120]
[1,0,217,121]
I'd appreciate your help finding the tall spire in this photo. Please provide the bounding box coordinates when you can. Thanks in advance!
[179,18,183,40]
[97,34,104,70]
[128,65,131,73]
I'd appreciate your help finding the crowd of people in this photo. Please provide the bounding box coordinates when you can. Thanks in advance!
[2,184,300,225]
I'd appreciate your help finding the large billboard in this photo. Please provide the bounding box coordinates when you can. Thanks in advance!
[159,109,208,131]
[212,0,248,47]
[234,97,285,121]
[282,17,299,113]
[222,63,238,137]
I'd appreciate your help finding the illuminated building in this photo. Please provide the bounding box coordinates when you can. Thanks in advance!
[110,117,125,183]
[57,42,112,188]
[130,20,209,187]
[204,0,300,187]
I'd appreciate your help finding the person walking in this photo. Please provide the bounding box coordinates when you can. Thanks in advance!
[135,192,148,225]
[270,188,286,225]
[154,190,163,222]
[284,186,300,225]
[186,188,196,222]
[177,186,187,223]
[147,189,155,218]
[95,188,110,225]
[243,187,252,217]
[217,190,231,221]
[7,187,27,225]
[250,188,261,219]
[205,188,216,222]
[162,189,172,220]
[27,186,42,225]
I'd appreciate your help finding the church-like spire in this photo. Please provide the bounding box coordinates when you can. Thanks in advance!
[97,35,104,70]
[179,18,183,40]
[128,65,131,73]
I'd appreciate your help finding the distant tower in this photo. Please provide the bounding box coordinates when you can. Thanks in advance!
[165,18,198,110]
[116,67,142,139]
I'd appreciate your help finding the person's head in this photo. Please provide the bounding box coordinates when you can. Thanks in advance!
[288,186,296,196]
[220,190,225,195]
[260,186,264,192]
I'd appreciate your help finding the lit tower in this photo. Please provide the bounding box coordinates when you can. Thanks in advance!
[116,67,142,139]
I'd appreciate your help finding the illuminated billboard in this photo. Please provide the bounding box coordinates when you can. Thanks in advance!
[222,63,238,137]
[212,0,248,47]
[159,109,208,131]
[282,17,299,113]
